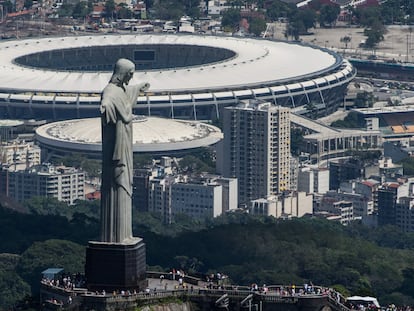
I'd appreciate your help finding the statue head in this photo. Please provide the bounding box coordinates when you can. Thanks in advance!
[110,58,135,86]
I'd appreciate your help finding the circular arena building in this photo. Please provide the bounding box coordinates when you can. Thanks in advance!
[35,116,223,157]
[0,34,355,120]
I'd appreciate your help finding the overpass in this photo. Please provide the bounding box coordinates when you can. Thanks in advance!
[290,113,382,161]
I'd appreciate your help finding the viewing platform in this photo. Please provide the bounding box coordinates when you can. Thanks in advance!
[40,271,352,311]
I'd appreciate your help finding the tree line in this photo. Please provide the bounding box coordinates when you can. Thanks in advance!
[1,198,414,308]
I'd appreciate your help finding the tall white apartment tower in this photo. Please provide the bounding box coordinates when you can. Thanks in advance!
[221,101,291,205]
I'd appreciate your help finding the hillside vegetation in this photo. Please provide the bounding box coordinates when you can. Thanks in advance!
[1,198,414,308]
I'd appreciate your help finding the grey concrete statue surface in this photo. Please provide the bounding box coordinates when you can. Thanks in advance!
[100,58,149,243]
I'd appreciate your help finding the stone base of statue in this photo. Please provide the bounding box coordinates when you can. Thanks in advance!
[85,237,147,291]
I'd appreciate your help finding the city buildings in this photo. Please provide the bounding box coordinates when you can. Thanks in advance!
[221,101,290,205]
[297,166,330,194]
[249,192,313,218]
[134,160,238,223]
[0,140,41,169]
[0,163,85,204]
[147,174,238,223]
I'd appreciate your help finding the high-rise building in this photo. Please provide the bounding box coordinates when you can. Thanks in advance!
[221,101,290,205]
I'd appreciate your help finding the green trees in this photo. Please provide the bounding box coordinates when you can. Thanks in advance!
[284,9,316,39]
[249,17,267,36]
[150,0,200,20]
[72,1,90,19]
[340,36,352,49]
[318,4,340,28]
[51,153,101,178]
[364,23,386,49]
[178,147,216,173]
[117,3,134,19]
[330,112,362,128]
[221,8,241,32]
[266,0,295,22]
[354,7,386,49]
[3,197,414,307]
[354,91,375,108]
[17,239,85,293]
[104,0,116,19]
[0,253,31,308]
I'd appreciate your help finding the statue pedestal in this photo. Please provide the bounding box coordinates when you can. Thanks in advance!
[85,237,147,291]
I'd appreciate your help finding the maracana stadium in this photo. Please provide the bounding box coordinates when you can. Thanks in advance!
[0,33,355,120]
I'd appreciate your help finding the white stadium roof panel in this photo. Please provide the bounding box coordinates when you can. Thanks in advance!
[0,34,338,94]
[35,117,223,153]
[192,93,213,99]
[252,88,270,95]
[234,89,253,97]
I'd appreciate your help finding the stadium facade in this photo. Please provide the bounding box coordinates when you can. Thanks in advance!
[0,34,356,121]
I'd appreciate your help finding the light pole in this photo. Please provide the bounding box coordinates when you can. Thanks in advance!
[406,34,409,63]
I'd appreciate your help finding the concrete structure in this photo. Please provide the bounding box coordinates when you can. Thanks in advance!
[171,182,222,219]
[249,192,313,218]
[290,114,382,161]
[396,197,414,233]
[0,120,24,142]
[0,163,84,204]
[329,158,363,190]
[207,0,230,15]
[35,117,223,158]
[297,166,329,194]
[322,190,373,220]
[332,201,353,225]
[221,102,290,205]
[0,34,355,120]
[353,106,414,140]
[378,157,403,178]
[376,182,399,226]
[148,175,237,223]
[0,140,41,169]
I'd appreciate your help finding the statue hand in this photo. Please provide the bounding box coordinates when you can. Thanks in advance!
[140,83,150,92]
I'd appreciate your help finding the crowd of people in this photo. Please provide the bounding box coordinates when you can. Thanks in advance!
[41,270,413,310]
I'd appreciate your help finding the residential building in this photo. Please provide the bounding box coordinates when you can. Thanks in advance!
[332,201,353,225]
[0,163,84,204]
[376,182,399,226]
[297,166,329,194]
[171,182,222,220]
[0,141,41,169]
[147,173,237,223]
[396,197,414,233]
[249,191,313,218]
[329,158,363,190]
[221,101,290,205]
[321,190,373,220]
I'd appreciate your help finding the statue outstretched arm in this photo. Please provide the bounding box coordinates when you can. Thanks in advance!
[126,82,150,105]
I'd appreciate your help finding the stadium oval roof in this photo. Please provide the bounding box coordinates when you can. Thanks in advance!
[35,117,223,154]
[0,34,339,94]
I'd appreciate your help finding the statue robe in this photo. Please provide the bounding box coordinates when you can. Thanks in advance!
[100,82,142,243]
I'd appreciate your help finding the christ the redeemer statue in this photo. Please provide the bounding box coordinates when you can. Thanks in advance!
[100,58,149,243]
[86,58,149,291]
